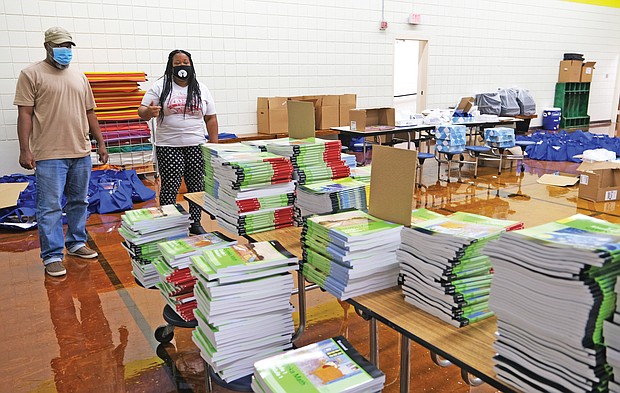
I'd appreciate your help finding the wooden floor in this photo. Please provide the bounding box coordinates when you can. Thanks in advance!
[1,123,619,393]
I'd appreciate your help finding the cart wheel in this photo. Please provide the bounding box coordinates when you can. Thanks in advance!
[155,324,174,343]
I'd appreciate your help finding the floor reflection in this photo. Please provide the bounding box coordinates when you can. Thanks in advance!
[45,258,128,393]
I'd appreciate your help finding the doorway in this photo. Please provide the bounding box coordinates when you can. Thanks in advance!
[394,39,428,118]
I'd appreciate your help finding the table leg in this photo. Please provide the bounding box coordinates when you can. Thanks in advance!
[369,318,379,367]
[399,334,410,393]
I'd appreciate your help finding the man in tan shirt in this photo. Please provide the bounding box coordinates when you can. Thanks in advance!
[14,26,108,277]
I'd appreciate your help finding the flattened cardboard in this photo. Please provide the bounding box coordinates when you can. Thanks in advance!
[537,174,578,187]
[369,145,417,226]
[0,183,28,209]
[287,100,315,139]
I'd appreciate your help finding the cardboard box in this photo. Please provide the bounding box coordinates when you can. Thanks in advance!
[257,97,288,134]
[339,94,357,126]
[316,95,340,129]
[577,161,620,202]
[558,60,582,83]
[349,107,395,131]
[581,61,596,82]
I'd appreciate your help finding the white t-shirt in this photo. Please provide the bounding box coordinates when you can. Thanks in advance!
[141,78,216,147]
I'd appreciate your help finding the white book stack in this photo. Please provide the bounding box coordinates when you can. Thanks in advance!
[118,204,190,288]
[203,145,296,235]
[151,232,237,322]
[301,209,403,300]
[398,211,522,328]
[484,214,620,392]
[603,278,620,393]
[294,177,368,226]
[258,137,350,185]
[201,143,261,216]
[189,241,298,382]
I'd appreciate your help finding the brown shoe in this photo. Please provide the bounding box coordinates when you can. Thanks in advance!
[45,261,67,277]
[67,245,98,259]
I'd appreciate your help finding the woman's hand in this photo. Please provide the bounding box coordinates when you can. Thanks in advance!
[139,101,161,120]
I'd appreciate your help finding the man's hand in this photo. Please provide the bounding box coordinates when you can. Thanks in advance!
[19,150,35,170]
[98,144,109,164]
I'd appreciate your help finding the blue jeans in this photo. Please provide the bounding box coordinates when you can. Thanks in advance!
[36,156,92,265]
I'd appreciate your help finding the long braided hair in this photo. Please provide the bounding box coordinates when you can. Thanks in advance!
[157,49,202,124]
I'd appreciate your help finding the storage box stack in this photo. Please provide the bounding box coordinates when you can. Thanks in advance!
[301,210,403,300]
[434,125,466,153]
[153,232,237,322]
[261,138,350,185]
[398,211,523,328]
[190,241,298,382]
[484,127,515,148]
[201,143,261,215]
[118,205,190,288]
[484,214,620,392]
[252,336,385,393]
[294,177,369,226]
[202,143,296,235]
[603,279,620,392]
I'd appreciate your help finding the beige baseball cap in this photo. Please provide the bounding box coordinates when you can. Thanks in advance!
[44,26,76,46]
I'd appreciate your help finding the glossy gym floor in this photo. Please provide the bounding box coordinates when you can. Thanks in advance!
[1,123,618,393]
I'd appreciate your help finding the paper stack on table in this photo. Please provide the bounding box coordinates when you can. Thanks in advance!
[190,241,298,382]
[301,209,403,300]
[118,204,190,288]
[398,211,522,328]
[485,214,620,392]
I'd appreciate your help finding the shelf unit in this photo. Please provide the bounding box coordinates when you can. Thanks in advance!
[553,82,590,129]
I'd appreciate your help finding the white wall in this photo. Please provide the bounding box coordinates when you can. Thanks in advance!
[1,0,619,174]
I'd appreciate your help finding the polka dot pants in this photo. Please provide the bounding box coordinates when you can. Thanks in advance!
[156,145,205,224]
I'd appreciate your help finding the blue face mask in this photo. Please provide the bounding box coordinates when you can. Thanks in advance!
[52,47,72,65]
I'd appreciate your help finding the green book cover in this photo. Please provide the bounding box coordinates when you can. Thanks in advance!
[306,210,401,241]
[202,241,295,274]
[254,336,384,393]
[122,204,182,225]
[158,232,235,258]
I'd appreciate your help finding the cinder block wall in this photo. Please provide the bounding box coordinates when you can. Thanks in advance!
[1,0,619,174]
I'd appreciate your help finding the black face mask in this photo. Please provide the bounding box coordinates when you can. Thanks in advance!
[173,65,192,80]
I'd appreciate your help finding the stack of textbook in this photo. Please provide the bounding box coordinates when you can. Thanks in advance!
[252,336,385,393]
[118,205,190,288]
[190,241,298,382]
[261,138,350,185]
[294,177,369,225]
[301,209,403,300]
[349,165,371,184]
[485,214,620,392]
[153,232,236,322]
[398,211,522,327]
[201,143,261,215]
[604,279,620,392]
[205,145,296,235]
